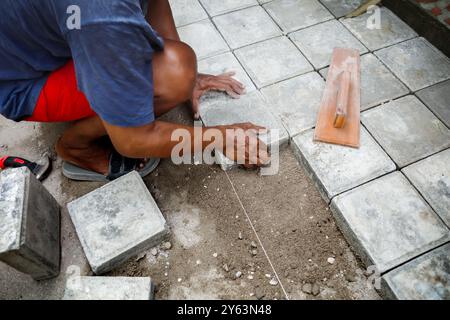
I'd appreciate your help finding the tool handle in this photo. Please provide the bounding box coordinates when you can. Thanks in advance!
[0,156,37,171]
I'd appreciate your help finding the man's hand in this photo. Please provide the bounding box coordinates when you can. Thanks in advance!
[191,72,246,119]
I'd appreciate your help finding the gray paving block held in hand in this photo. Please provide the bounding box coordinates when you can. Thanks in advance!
[235,36,313,88]
[361,95,450,168]
[320,54,409,111]
[340,7,417,51]
[68,171,169,275]
[178,20,229,60]
[416,80,450,128]
[63,276,154,300]
[319,0,365,18]
[375,38,450,92]
[213,6,281,50]
[381,244,450,300]
[290,19,368,69]
[402,149,450,228]
[291,127,396,202]
[261,72,325,137]
[330,172,450,274]
[169,0,208,27]
[263,0,333,33]
[0,167,60,281]
[199,0,258,17]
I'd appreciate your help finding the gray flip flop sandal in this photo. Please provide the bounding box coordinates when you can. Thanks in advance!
[62,150,160,182]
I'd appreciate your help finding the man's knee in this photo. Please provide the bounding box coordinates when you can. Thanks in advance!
[154,40,197,103]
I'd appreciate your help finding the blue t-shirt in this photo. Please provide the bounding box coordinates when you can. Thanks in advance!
[0,0,164,126]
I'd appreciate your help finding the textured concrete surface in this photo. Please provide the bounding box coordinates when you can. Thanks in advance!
[375,37,450,91]
[235,36,313,88]
[416,80,450,128]
[213,6,281,49]
[200,0,258,16]
[68,172,169,275]
[362,95,450,168]
[261,72,325,137]
[402,149,450,228]
[382,243,450,300]
[63,276,154,300]
[341,7,417,51]
[178,19,229,60]
[331,172,450,274]
[169,0,207,27]
[263,0,333,33]
[319,0,364,18]
[0,167,60,281]
[291,128,396,202]
[290,19,368,69]
[320,53,409,111]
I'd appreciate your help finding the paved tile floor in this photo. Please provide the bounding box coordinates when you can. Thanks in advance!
[177,0,450,299]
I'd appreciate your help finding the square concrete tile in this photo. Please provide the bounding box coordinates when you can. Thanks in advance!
[375,38,450,91]
[382,244,450,300]
[290,19,368,69]
[291,127,396,201]
[169,0,208,27]
[331,172,450,273]
[261,72,325,137]
[178,20,229,60]
[68,172,169,274]
[362,95,450,168]
[341,7,417,51]
[198,52,256,93]
[263,0,333,33]
[319,0,365,18]
[416,80,450,128]
[320,54,409,110]
[200,90,289,146]
[402,149,450,228]
[235,36,313,88]
[213,6,281,49]
[199,0,258,16]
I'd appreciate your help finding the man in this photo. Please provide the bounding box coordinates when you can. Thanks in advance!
[0,0,269,181]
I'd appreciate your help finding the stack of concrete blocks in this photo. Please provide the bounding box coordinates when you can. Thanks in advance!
[0,167,60,280]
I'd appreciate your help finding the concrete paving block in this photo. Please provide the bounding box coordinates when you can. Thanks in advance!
[263,0,333,33]
[178,20,229,60]
[290,19,368,69]
[341,7,417,51]
[416,80,450,128]
[320,53,409,111]
[261,72,325,137]
[381,244,450,300]
[235,36,313,88]
[67,171,169,275]
[361,95,450,168]
[402,149,450,228]
[213,6,281,49]
[0,167,60,280]
[198,52,256,93]
[199,0,258,17]
[169,0,208,27]
[330,172,450,274]
[319,0,365,18]
[63,276,154,300]
[375,38,450,92]
[291,127,396,202]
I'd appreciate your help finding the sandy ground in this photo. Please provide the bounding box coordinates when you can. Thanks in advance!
[0,105,379,300]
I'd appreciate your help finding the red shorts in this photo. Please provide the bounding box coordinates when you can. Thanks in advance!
[26,60,96,122]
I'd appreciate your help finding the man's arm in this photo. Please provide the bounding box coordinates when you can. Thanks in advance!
[146,0,180,41]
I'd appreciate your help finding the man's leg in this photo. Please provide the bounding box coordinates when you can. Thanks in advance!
[56,40,197,174]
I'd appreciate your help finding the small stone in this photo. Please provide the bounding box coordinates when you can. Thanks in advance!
[327,257,335,264]
[196,260,201,265]
[251,241,258,248]
[265,274,271,278]
[177,278,182,283]
[312,283,320,296]
[238,232,243,240]
[248,275,254,280]
[302,283,312,294]
[255,288,265,300]
[251,249,258,256]
[222,264,229,272]
[235,271,242,279]
[213,252,218,258]
[269,278,278,286]
[135,252,146,262]
[345,273,357,282]
[162,242,172,250]
[150,248,158,256]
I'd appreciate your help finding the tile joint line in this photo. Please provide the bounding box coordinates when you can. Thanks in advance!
[224,171,290,300]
